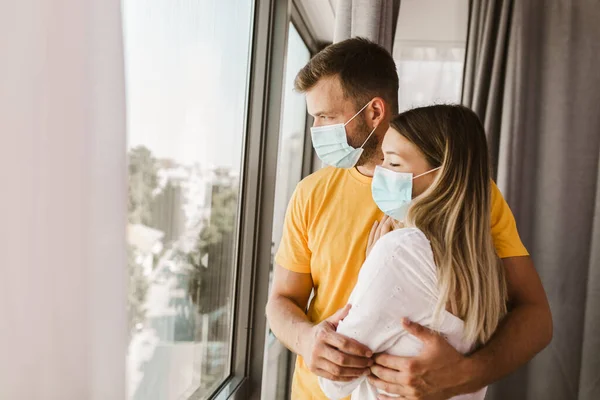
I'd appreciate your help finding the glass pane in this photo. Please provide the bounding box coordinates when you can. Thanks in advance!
[261,23,310,400]
[393,0,469,111]
[270,24,310,253]
[123,1,254,399]
[395,47,466,111]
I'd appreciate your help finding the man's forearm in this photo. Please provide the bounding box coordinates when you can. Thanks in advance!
[454,303,553,395]
[266,295,314,355]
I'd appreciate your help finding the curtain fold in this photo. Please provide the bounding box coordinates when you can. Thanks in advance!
[462,1,600,399]
[333,0,400,52]
[0,1,127,399]
[461,0,514,179]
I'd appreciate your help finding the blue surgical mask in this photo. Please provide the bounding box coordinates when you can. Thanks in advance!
[371,165,441,221]
[310,101,377,169]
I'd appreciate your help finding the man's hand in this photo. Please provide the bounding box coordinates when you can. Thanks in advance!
[301,304,374,381]
[368,319,470,400]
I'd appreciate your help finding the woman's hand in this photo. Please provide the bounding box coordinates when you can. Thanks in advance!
[366,215,396,258]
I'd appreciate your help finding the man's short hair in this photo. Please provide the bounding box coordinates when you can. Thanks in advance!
[294,37,399,114]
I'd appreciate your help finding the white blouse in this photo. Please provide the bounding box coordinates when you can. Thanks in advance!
[318,228,487,400]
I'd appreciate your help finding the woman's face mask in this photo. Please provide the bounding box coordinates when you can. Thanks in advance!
[371,165,441,221]
[310,101,377,169]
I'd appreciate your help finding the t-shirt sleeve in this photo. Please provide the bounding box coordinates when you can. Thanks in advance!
[274,185,312,274]
[318,231,434,399]
[490,181,529,258]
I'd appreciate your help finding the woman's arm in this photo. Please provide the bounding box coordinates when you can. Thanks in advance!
[319,229,435,399]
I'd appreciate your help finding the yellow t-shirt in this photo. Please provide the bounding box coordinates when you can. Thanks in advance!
[274,166,528,400]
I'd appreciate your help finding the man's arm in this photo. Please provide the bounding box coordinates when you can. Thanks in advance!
[454,255,553,393]
[265,264,314,355]
[266,264,373,381]
[368,255,553,399]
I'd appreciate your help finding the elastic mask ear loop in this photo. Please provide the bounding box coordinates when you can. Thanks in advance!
[343,101,376,149]
[359,125,378,148]
[344,101,371,127]
[413,166,442,180]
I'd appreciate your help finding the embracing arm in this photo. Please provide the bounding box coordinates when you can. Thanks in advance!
[370,185,553,399]
[320,230,430,399]
[451,255,553,394]
[266,265,372,382]
[317,266,393,398]
[267,182,372,382]
[369,255,553,399]
[265,264,314,355]
[461,185,553,388]
[463,183,553,387]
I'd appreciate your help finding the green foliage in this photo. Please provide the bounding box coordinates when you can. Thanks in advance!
[127,244,149,335]
[128,146,159,225]
[175,181,238,315]
[126,145,157,334]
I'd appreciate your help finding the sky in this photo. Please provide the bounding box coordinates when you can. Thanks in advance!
[122,0,254,170]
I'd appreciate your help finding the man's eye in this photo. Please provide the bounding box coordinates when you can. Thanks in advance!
[390,163,401,167]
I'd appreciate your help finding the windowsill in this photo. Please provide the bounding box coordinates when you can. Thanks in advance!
[187,375,246,400]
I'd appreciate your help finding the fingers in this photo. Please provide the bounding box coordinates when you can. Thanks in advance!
[373,353,412,371]
[374,216,393,242]
[367,220,378,257]
[401,318,437,344]
[367,374,406,397]
[370,363,409,384]
[379,215,394,235]
[393,219,405,230]
[368,374,420,398]
[315,368,357,382]
[368,220,378,248]
[368,216,396,257]
[321,342,373,368]
[317,357,370,378]
[329,304,352,324]
[323,330,373,358]
[376,395,412,400]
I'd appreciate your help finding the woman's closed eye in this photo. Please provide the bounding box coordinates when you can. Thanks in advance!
[384,160,401,168]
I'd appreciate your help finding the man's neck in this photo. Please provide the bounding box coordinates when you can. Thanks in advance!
[356,163,377,177]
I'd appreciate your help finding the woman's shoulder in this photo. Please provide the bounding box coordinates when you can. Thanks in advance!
[376,227,430,252]
[368,227,436,278]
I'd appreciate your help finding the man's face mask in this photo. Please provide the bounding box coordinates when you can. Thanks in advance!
[310,101,377,169]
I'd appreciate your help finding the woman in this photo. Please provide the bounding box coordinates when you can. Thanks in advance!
[319,105,508,400]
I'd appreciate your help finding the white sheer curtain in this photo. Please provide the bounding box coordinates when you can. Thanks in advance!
[0,1,127,399]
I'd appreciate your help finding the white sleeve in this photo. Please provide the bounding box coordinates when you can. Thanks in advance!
[318,230,437,399]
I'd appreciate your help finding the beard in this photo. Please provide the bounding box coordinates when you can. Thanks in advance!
[347,115,379,166]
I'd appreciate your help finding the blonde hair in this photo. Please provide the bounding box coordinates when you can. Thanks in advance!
[391,105,507,345]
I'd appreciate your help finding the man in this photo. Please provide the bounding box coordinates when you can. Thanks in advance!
[265,38,552,400]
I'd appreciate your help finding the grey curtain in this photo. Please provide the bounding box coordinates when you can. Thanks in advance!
[333,0,400,52]
[462,1,600,399]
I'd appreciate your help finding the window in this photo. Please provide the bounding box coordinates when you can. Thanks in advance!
[393,0,469,111]
[261,23,311,400]
[123,1,254,399]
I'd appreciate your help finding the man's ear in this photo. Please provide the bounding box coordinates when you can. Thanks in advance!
[369,97,387,126]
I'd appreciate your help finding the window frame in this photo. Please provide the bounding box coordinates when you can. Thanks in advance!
[122,0,267,398]
[260,16,315,400]
[186,0,292,399]
[188,1,321,399]
[290,3,321,178]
